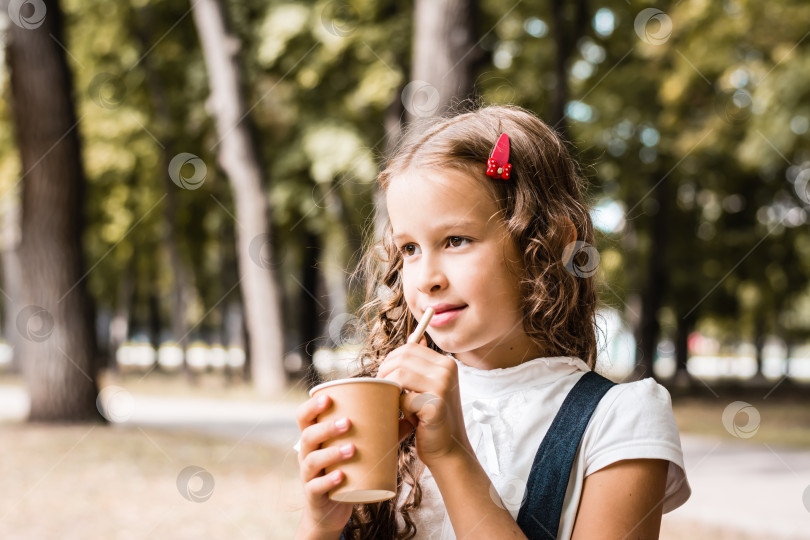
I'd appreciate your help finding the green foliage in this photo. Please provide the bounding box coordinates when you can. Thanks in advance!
[1,0,808,352]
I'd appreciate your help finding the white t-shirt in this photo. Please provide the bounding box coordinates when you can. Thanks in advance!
[294,355,691,540]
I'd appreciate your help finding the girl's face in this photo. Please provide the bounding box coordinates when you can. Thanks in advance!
[386,167,545,369]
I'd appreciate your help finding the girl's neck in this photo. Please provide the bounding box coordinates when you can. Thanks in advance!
[452,334,550,371]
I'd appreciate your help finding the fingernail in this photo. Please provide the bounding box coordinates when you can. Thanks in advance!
[318,396,328,407]
[335,418,349,430]
[340,444,353,456]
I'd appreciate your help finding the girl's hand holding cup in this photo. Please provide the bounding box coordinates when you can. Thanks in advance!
[295,394,356,535]
[376,309,474,468]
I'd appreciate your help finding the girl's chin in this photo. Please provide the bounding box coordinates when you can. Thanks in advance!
[427,336,469,355]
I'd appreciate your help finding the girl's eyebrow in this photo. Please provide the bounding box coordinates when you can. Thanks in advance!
[392,219,479,242]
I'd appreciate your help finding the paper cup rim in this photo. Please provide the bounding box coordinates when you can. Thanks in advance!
[309,377,402,397]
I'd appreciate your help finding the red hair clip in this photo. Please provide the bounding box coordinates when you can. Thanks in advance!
[485,133,512,180]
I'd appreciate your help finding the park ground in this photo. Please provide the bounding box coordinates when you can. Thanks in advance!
[1,371,809,539]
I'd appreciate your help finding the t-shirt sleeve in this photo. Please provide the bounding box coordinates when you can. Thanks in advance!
[582,377,691,513]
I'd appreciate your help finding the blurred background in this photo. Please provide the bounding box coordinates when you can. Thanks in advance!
[0,0,809,538]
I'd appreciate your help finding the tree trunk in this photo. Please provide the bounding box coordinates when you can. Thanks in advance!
[5,0,101,421]
[673,312,694,387]
[298,230,327,388]
[191,0,285,395]
[632,179,670,380]
[549,0,589,141]
[130,3,192,357]
[411,0,478,119]
[753,312,766,380]
[109,264,134,372]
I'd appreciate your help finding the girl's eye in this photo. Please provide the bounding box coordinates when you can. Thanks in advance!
[400,243,420,257]
[448,236,469,248]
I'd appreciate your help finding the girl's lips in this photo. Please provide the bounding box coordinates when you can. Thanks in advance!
[429,306,467,327]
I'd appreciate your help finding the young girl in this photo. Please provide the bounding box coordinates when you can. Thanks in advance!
[293,104,691,539]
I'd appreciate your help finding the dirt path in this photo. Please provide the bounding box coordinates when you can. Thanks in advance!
[3,385,809,539]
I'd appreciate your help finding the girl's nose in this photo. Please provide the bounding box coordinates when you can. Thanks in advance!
[415,254,448,293]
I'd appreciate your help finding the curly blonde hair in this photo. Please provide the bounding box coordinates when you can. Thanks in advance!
[340,104,599,538]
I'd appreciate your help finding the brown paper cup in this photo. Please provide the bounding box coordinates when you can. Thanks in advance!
[309,378,402,504]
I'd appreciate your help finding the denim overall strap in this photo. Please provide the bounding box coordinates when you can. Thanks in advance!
[516,370,616,540]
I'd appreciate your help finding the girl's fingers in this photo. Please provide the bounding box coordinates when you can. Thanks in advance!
[301,443,355,482]
[295,394,331,432]
[305,469,344,499]
[298,414,352,461]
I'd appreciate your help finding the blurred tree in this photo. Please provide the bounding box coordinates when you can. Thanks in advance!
[4,0,101,421]
[410,0,479,119]
[128,2,198,376]
[548,0,590,141]
[191,0,286,395]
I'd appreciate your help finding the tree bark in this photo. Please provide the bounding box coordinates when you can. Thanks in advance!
[411,0,478,119]
[5,0,101,421]
[190,0,286,395]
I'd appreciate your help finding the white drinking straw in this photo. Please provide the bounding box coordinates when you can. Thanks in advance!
[407,307,435,345]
